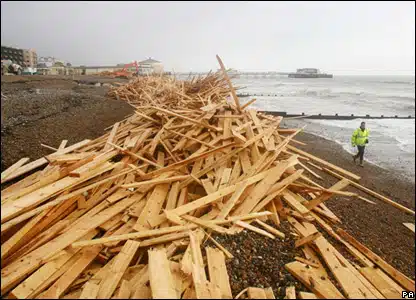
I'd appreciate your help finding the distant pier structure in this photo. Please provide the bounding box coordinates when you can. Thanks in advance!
[176,70,290,78]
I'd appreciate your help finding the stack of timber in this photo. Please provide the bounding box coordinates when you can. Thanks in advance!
[1,55,414,299]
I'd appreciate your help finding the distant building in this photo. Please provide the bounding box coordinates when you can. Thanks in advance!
[23,49,38,68]
[1,45,24,66]
[138,58,164,75]
[73,65,121,75]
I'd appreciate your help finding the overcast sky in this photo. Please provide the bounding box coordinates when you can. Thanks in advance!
[1,1,415,75]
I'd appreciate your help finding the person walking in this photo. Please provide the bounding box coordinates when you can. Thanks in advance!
[351,121,369,167]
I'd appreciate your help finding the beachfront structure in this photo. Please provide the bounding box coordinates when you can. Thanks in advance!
[73,65,120,75]
[138,58,164,75]
[1,45,24,66]
[23,49,38,68]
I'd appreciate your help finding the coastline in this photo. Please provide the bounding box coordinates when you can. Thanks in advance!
[291,131,415,278]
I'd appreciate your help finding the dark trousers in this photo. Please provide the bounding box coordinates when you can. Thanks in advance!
[354,145,365,163]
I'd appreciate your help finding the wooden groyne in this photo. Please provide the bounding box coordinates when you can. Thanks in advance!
[262,111,415,120]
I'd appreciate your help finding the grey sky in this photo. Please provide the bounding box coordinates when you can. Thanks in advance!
[1,1,414,75]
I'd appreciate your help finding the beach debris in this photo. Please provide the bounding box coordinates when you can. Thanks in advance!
[1,55,414,299]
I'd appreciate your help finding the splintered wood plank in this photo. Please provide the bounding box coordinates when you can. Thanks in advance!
[1,196,137,296]
[216,55,241,112]
[285,286,296,299]
[264,287,275,299]
[40,245,102,299]
[103,122,120,151]
[9,230,97,299]
[285,261,345,299]
[314,236,373,299]
[254,219,285,238]
[134,183,170,230]
[170,261,192,298]
[305,178,350,211]
[287,144,361,181]
[323,167,414,215]
[233,157,299,216]
[281,190,310,215]
[247,287,267,299]
[97,240,140,298]
[153,106,222,132]
[234,220,275,239]
[1,161,117,223]
[206,247,232,299]
[298,292,317,299]
[295,232,322,248]
[148,248,178,299]
[79,281,100,299]
[239,150,252,175]
[2,139,91,184]
[1,157,30,182]
[337,228,415,292]
[359,267,401,299]
[181,214,230,234]
[217,181,249,219]
[181,230,205,276]
[403,223,415,233]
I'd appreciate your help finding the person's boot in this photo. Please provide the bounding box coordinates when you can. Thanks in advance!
[360,161,364,167]
[353,155,357,164]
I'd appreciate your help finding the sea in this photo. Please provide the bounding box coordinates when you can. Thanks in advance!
[231,75,415,181]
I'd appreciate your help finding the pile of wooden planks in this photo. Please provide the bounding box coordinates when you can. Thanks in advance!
[1,56,414,299]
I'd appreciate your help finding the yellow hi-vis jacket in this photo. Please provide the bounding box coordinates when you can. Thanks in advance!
[351,128,369,147]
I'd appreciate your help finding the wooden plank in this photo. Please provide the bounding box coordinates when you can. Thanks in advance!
[202,229,233,259]
[165,168,274,219]
[79,281,100,299]
[217,181,249,220]
[254,219,285,238]
[295,232,322,248]
[403,223,415,233]
[336,228,415,292]
[233,157,299,216]
[359,267,401,299]
[314,236,374,299]
[152,106,222,132]
[1,161,117,223]
[285,261,345,299]
[216,55,242,112]
[247,287,267,299]
[1,196,137,296]
[206,247,232,299]
[181,214,230,234]
[2,139,91,184]
[322,167,414,215]
[287,144,361,181]
[294,257,320,268]
[148,248,178,299]
[305,178,350,211]
[72,224,195,248]
[134,182,170,230]
[40,245,102,298]
[234,220,275,239]
[9,230,97,299]
[264,287,275,299]
[298,292,317,299]
[286,286,296,299]
[282,190,310,215]
[103,122,120,151]
[97,240,140,298]
[1,157,30,182]
[113,280,132,299]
